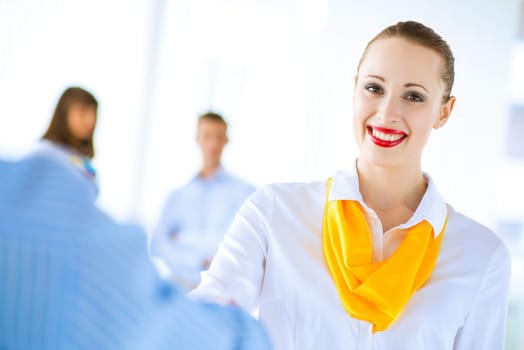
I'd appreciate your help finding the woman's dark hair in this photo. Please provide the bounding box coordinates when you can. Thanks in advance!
[357,21,455,103]
[42,87,98,158]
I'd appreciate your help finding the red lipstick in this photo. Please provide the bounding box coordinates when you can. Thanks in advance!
[367,126,407,148]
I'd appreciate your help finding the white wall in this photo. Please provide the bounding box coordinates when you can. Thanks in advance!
[141,0,521,232]
[0,0,520,232]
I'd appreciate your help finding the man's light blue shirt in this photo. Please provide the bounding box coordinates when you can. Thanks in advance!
[0,156,270,350]
[150,167,255,288]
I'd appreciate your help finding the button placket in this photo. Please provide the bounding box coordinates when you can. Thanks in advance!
[356,320,373,350]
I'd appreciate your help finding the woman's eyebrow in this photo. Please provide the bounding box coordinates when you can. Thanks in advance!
[363,75,429,93]
[405,83,428,93]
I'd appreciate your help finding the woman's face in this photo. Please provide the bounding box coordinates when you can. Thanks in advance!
[353,37,454,169]
[67,103,97,141]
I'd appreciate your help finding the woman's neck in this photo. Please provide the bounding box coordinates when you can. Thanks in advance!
[356,158,427,231]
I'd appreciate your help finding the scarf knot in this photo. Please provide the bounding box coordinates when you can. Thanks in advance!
[322,178,446,332]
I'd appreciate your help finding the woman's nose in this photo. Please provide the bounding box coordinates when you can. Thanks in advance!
[376,95,401,124]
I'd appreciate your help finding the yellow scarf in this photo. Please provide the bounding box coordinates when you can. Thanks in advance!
[322,179,446,332]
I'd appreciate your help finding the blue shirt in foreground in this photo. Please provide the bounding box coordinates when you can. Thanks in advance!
[0,156,271,350]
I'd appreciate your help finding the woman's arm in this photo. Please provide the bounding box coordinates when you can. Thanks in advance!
[189,185,274,312]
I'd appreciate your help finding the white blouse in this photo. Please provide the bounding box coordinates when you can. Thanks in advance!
[190,166,511,350]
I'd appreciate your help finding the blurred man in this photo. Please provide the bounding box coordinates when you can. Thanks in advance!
[150,112,255,289]
[0,154,270,350]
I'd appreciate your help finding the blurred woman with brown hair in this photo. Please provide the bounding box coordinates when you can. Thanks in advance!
[33,86,99,195]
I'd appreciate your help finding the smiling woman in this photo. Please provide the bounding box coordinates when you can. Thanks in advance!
[189,20,511,350]
[353,32,455,172]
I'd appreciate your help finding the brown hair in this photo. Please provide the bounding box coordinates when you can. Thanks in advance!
[357,21,455,103]
[42,87,98,158]
[198,112,228,128]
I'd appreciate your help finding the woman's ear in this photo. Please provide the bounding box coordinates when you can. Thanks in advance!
[434,96,456,129]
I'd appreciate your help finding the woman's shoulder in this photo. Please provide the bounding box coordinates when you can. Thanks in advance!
[256,179,328,201]
[242,179,328,221]
[25,140,99,193]
[26,140,70,162]
[445,204,510,261]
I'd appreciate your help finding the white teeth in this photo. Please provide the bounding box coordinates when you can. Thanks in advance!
[371,129,404,142]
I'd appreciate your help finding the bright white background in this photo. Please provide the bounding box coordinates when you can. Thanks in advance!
[0,0,520,228]
[1,0,523,347]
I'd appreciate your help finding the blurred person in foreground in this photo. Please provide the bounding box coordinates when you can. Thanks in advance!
[150,112,255,290]
[0,154,271,350]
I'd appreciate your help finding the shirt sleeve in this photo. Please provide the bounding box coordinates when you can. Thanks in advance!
[189,185,273,312]
[149,193,178,260]
[202,303,273,350]
[0,158,273,350]
[453,241,512,350]
[133,288,273,350]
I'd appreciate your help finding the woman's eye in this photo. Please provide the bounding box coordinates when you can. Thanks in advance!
[364,84,383,94]
[405,92,425,102]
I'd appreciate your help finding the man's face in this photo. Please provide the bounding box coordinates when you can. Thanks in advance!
[196,119,228,164]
